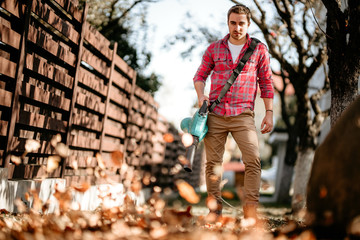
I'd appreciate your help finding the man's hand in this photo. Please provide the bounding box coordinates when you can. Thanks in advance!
[198,95,209,108]
[261,111,273,134]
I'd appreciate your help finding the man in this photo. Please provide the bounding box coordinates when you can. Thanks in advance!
[193,4,274,220]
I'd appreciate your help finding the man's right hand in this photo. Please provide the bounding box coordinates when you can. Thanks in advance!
[198,95,209,108]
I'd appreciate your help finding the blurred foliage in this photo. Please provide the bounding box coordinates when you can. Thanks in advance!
[80,0,161,95]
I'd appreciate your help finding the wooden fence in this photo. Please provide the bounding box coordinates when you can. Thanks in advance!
[0,0,204,187]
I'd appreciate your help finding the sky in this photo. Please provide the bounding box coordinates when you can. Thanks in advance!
[146,0,236,130]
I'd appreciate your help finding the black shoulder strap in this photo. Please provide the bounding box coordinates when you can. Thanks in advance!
[209,38,260,112]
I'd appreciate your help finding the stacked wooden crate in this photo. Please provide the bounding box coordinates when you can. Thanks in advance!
[126,86,158,167]
[99,54,134,170]
[154,124,186,189]
[0,0,85,178]
[63,19,115,185]
[151,114,168,165]
[0,0,23,167]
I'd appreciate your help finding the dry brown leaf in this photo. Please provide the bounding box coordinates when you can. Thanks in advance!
[221,190,235,199]
[130,180,142,194]
[319,186,328,198]
[111,150,123,167]
[181,133,193,147]
[25,139,41,152]
[177,155,189,165]
[50,134,62,147]
[73,182,91,193]
[175,180,200,204]
[55,143,69,158]
[96,153,106,170]
[163,133,174,143]
[10,155,21,165]
[47,156,61,173]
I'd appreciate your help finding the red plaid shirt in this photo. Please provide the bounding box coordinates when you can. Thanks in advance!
[193,34,274,116]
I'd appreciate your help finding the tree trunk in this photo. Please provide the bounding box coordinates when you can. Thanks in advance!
[276,163,293,204]
[307,96,360,238]
[291,148,314,213]
[276,132,297,204]
[329,67,359,127]
[325,0,360,126]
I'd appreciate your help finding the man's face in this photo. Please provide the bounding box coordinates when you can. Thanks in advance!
[228,13,250,44]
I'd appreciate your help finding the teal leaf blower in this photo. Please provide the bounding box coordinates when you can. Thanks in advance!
[180,101,208,172]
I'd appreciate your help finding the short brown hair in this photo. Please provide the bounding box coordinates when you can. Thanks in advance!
[227,4,251,23]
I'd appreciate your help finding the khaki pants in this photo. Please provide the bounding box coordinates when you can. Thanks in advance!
[204,109,261,207]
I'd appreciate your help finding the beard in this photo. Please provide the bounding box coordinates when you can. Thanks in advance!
[230,31,245,41]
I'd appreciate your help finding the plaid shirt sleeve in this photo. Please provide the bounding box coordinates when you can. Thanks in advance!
[193,44,215,84]
[257,43,274,99]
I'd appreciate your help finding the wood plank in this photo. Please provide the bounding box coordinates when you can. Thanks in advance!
[0,22,21,49]
[128,112,144,127]
[153,143,165,153]
[32,0,80,44]
[9,137,55,154]
[0,0,26,18]
[111,70,132,93]
[26,53,74,89]
[18,110,67,132]
[103,122,125,139]
[106,104,127,124]
[152,152,164,164]
[75,90,105,114]
[0,120,8,136]
[156,115,169,133]
[20,82,71,111]
[27,25,77,66]
[69,134,100,150]
[52,0,83,23]
[83,22,112,60]
[10,164,61,179]
[64,176,96,187]
[0,88,12,107]
[109,88,129,108]
[78,67,107,96]
[101,139,124,153]
[66,155,97,168]
[71,112,103,132]
[0,57,17,78]
[114,54,135,80]
[81,48,110,78]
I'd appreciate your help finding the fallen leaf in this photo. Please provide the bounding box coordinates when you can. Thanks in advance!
[96,153,106,170]
[111,150,123,167]
[175,180,200,204]
[55,143,69,158]
[25,139,41,153]
[181,133,193,147]
[47,156,61,173]
[163,133,174,143]
[10,155,22,165]
[73,182,91,193]
[221,190,235,199]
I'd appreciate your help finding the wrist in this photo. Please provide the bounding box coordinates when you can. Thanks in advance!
[266,109,273,113]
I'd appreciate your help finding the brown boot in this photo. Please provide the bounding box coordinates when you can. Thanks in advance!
[243,204,258,220]
[243,204,266,228]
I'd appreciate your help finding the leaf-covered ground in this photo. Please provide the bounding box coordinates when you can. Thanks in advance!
[0,186,310,240]
[2,137,357,239]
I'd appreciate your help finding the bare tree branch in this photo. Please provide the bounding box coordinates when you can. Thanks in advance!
[302,4,312,40]
[101,0,157,36]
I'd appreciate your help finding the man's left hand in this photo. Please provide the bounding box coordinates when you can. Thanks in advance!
[261,111,273,134]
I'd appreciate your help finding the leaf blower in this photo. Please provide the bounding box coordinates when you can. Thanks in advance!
[180,101,208,172]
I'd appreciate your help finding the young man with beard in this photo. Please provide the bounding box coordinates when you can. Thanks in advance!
[193,4,274,220]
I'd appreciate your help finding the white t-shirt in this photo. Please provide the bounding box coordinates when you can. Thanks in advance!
[228,40,244,63]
